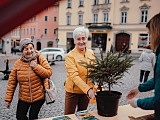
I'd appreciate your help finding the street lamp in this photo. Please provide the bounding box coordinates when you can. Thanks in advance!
[31,36,34,42]
[56,38,59,48]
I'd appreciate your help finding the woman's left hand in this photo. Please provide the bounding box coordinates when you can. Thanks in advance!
[30,61,37,68]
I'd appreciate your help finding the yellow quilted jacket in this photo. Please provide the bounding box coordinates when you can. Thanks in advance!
[64,48,95,94]
[5,51,52,103]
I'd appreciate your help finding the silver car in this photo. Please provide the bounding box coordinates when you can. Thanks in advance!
[39,47,66,61]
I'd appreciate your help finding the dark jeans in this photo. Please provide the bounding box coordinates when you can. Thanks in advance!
[64,92,89,115]
[16,99,45,120]
[140,70,150,83]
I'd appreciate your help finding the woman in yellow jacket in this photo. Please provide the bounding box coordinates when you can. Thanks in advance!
[64,27,96,114]
[5,38,52,120]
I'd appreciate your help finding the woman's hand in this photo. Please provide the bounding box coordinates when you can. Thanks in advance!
[87,89,96,99]
[126,88,139,100]
[129,98,138,108]
[30,61,37,68]
[5,101,10,108]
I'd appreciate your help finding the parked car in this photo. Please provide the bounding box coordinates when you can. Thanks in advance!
[39,47,66,61]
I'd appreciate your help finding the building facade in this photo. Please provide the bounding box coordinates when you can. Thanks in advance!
[58,0,159,53]
[1,2,59,54]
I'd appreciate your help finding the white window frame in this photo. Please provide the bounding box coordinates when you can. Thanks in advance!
[93,0,99,5]
[103,13,108,23]
[79,0,84,6]
[105,0,109,4]
[121,12,127,24]
[67,0,72,8]
[138,33,150,48]
[122,0,128,2]
[141,10,148,23]
[67,16,71,25]
[78,15,83,25]
[93,14,98,23]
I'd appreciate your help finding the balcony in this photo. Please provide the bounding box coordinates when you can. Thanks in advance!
[85,22,112,30]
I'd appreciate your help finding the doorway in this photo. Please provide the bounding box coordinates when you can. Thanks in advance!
[115,33,130,52]
[37,42,41,50]
[92,33,107,52]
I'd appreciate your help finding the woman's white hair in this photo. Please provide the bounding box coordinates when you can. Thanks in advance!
[73,27,89,40]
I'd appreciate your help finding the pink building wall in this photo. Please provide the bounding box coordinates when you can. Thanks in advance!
[19,3,59,50]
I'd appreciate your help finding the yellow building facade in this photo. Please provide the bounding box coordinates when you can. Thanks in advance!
[58,0,159,53]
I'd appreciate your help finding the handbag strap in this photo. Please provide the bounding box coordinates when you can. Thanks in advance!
[37,56,45,90]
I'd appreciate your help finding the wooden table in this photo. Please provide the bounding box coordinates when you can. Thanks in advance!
[39,104,154,120]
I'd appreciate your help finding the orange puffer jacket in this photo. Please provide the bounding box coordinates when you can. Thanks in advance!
[5,52,52,103]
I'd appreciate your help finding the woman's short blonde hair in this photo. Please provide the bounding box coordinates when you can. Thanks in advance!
[73,27,89,40]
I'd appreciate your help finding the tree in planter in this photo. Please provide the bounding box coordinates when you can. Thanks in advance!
[79,48,134,117]
[80,48,134,93]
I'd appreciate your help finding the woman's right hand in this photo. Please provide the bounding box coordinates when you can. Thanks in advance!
[87,89,96,100]
[5,101,10,108]
[126,88,139,100]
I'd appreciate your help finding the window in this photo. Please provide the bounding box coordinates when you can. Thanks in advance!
[79,0,84,7]
[47,41,53,47]
[44,28,48,34]
[27,28,29,34]
[67,16,71,25]
[78,15,83,25]
[121,12,127,23]
[141,10,148,23]
[105,0,109,4]
[67,0,72,8]
[30,28,32,35]
[122,0,128,2]
[138,33,149,48]
[45,16,48,21]
[34,28,36,35]
[23,29,25,35]
[54,17,57,22]
[103,13,108,23]
[54,29,57,35]
[93,14,98,23]
[94,0,99,5]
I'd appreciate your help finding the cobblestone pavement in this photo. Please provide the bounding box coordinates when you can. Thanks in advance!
[0,54,154,120]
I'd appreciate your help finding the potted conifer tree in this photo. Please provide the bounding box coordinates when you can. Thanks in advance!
[80,47,134,117]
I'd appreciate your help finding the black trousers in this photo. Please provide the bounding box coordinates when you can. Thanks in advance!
[16,99,45,120]
[64,92,89,115]
[140,70,150,83]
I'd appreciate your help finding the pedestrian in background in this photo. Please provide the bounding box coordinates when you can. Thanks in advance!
[5,38,52,120]
[126,13,160,120]
[64,27,96,115]
[139,45,156,83]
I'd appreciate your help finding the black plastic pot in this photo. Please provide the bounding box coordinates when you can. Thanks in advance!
[95,91,122,117]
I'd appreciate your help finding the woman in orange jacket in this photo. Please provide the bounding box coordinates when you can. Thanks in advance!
[64,27,96,115]
[5,38,52,120]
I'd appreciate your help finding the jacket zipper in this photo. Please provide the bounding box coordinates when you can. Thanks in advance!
[29,62,33,102]
[84,53,87,84]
